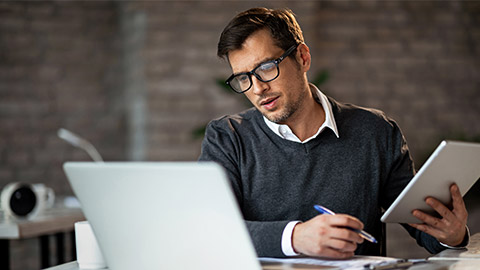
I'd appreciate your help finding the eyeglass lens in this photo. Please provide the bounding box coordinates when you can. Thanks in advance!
[230,62,278,93]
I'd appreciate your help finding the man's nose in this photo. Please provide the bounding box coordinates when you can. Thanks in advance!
[251,76,269,95]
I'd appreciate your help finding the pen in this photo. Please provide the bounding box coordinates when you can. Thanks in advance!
[364,259,427,270]
[364,260,412,270]
[313,205,378,244]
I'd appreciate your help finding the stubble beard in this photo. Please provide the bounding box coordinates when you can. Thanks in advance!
[263,87,307,124]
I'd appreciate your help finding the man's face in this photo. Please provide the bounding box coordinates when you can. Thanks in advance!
[228,29,310,124]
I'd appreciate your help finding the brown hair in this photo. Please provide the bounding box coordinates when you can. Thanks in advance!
[217,7,304,59]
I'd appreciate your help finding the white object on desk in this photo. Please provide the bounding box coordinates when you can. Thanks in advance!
[260,255,399,270]
[75,221,107,269]
[429,233,480,261]
[0,182,55,220]
[63,162,262,270]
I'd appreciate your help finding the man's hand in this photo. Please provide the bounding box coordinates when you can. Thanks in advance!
[409,184,468,246]
[292,214,364,258]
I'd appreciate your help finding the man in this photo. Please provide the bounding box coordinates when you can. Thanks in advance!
[199,7,469,258]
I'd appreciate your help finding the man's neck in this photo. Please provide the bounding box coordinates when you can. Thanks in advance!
[282,87,326,141]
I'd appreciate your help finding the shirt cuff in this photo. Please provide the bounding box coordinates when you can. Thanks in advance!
[439,225,470,249]
[281,221,301,256]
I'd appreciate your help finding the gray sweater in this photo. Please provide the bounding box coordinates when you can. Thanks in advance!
[199,97,445,257]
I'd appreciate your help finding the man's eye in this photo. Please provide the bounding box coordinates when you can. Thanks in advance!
[258,62,276,72]
[236,75,249,83]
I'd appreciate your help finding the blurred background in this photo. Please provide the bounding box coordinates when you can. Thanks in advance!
[0,0,479,268]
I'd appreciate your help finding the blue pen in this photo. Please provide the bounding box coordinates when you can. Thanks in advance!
[313,205,378,244]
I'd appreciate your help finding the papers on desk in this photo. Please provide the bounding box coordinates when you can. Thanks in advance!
[429,233,480,261]
[259,255,399,270]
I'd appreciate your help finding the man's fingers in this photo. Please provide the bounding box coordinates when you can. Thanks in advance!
[327,214,364,230]
[411,207,466,246]
[314,217,364,244]
[293,214,364,258]
[424,197,455,222]
[319,215,364,244]
[410,184,468,246]
[408,222,444,238]
[450,184,468,219]
[332,227,364,244]
[327,238,358,252]
[412,209,443,228]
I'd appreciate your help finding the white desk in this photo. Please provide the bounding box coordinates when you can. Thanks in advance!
[0,207,85,270]
[43,233,480,270]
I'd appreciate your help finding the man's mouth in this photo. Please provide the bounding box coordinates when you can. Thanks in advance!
[259,96,279,110]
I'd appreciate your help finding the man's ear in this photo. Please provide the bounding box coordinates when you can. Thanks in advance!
[296,43,311,72]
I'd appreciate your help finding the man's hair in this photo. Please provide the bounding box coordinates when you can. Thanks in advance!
[217,7,304,59]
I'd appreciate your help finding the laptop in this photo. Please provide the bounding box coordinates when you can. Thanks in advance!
[63,162,261,270]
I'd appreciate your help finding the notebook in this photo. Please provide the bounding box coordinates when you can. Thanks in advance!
[63,162,261,270]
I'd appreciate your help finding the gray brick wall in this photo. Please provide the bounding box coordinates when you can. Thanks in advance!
[0,1,126,197]
[307,1,480,166]
[0,1,479,268]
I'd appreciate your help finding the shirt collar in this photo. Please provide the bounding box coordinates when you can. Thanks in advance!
[263,83,339,143]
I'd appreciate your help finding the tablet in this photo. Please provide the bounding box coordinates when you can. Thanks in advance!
[381,140,480,223]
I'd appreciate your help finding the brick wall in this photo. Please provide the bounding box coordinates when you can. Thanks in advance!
[0,1,126,197]
[127,0,480,165]
[2,0,478,200]
[307,1,480,165]
[0,1,479,267]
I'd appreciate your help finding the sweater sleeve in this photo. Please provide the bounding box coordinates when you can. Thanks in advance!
[198,119,289,257]
[380,119,446,254]
[198,120,243,203]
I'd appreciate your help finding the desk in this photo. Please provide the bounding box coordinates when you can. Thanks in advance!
[42,260,480,270]
[0,207,85,270]
[42,233,480,270]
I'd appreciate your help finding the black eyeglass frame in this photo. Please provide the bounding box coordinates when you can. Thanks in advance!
[225,44,299,94]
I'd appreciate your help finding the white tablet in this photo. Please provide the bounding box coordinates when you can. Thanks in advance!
[381,140,480,223]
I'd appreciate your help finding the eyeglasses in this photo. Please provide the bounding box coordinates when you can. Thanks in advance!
[225,44,298,93]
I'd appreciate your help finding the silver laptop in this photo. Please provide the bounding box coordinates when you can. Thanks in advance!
[63,162,261,270]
